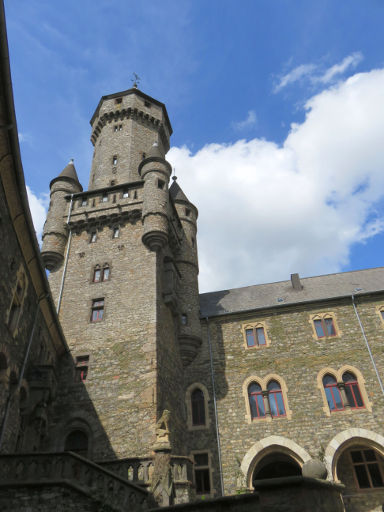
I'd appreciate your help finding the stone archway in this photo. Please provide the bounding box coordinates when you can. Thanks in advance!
[240,435,311,488]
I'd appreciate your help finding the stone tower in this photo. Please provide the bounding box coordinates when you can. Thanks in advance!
[41,87,202,460]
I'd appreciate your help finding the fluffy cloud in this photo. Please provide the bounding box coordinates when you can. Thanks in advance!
[26,186,48,242]
[168,69,384,292]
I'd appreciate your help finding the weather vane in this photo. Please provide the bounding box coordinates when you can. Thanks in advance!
[131,73,140,89]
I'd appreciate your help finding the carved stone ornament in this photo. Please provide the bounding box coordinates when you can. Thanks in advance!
[153,409,171,451]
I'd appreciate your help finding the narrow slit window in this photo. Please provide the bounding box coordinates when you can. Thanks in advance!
[158,179,165,190]
[185,208,191,217]
[90,232,97,243]
[181,313,188,325]
[113,227,120,239]
[191,389,206,426]
[102,193,108,203]
[122,189,129,198]
[81,197,87,207]
[112,155,118,165]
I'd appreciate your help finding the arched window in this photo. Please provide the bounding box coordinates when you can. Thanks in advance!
[191,388,206,426]
[343,372,364,409]
[64,430,88,457]
[248,382,265,419]
[323,374,344,411]
[267,380,286,417]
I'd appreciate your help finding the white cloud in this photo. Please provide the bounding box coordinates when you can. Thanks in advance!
[232,110,257,131]
[316,52,363,84]
[168,69,384,293]
[26,186,48,242]
[274,53,363,92]
[274,63,317,92]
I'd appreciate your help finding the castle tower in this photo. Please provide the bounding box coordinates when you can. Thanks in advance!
[43,88,201,462]
[41,160,82,271]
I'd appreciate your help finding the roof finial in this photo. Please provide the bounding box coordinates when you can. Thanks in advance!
[131,73,140,89]
[172,168,177,181]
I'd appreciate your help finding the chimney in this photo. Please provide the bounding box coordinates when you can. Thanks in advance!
[291,273,303,291]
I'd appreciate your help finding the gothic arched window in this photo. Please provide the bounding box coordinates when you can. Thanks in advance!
[343,372,364,409]
[267,380,286,417]
[323,374,344,411]
[191,388,206,426]
[248,382,265,419]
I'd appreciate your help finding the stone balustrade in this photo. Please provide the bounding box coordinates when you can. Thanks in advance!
[0,452,152,512]
[99,455,193,486]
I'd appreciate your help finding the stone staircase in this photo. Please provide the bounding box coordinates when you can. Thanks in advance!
[0,452,154,511]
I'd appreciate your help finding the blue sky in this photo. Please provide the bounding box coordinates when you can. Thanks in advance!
[4,0,384,292]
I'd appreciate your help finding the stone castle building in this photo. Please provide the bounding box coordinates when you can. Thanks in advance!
[0,2,384,510]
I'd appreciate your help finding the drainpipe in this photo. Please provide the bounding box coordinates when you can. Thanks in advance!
[351,294,384,396]
[57,194,74,314]
[0,293,45,450]
[205,317,224,496]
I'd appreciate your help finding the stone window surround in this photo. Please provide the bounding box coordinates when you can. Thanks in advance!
[241,321,271,350]
[191,450,215,497]
[185,383,210,431]
[309,311,341,340]
[316,365,372,417]
[6,265,28,337]
[242,374,292,423]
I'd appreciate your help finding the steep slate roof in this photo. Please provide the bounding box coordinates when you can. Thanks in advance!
[199,267,384,318]
[169,178,190,203]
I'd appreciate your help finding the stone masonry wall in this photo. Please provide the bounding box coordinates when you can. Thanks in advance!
[185,294,384,510]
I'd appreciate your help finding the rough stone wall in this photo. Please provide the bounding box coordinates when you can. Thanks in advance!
[89,92,169,189]
[186,294,384,507]
[48,213,160,459]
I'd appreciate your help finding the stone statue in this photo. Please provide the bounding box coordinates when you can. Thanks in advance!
[154,409,171,451]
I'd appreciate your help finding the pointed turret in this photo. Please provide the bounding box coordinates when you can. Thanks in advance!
[170,177,201,366]
[41,160,82,271]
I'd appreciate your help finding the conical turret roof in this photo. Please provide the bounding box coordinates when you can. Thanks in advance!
[147,142,164,159]
[169,177,190,203]
[50,159,83,191]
